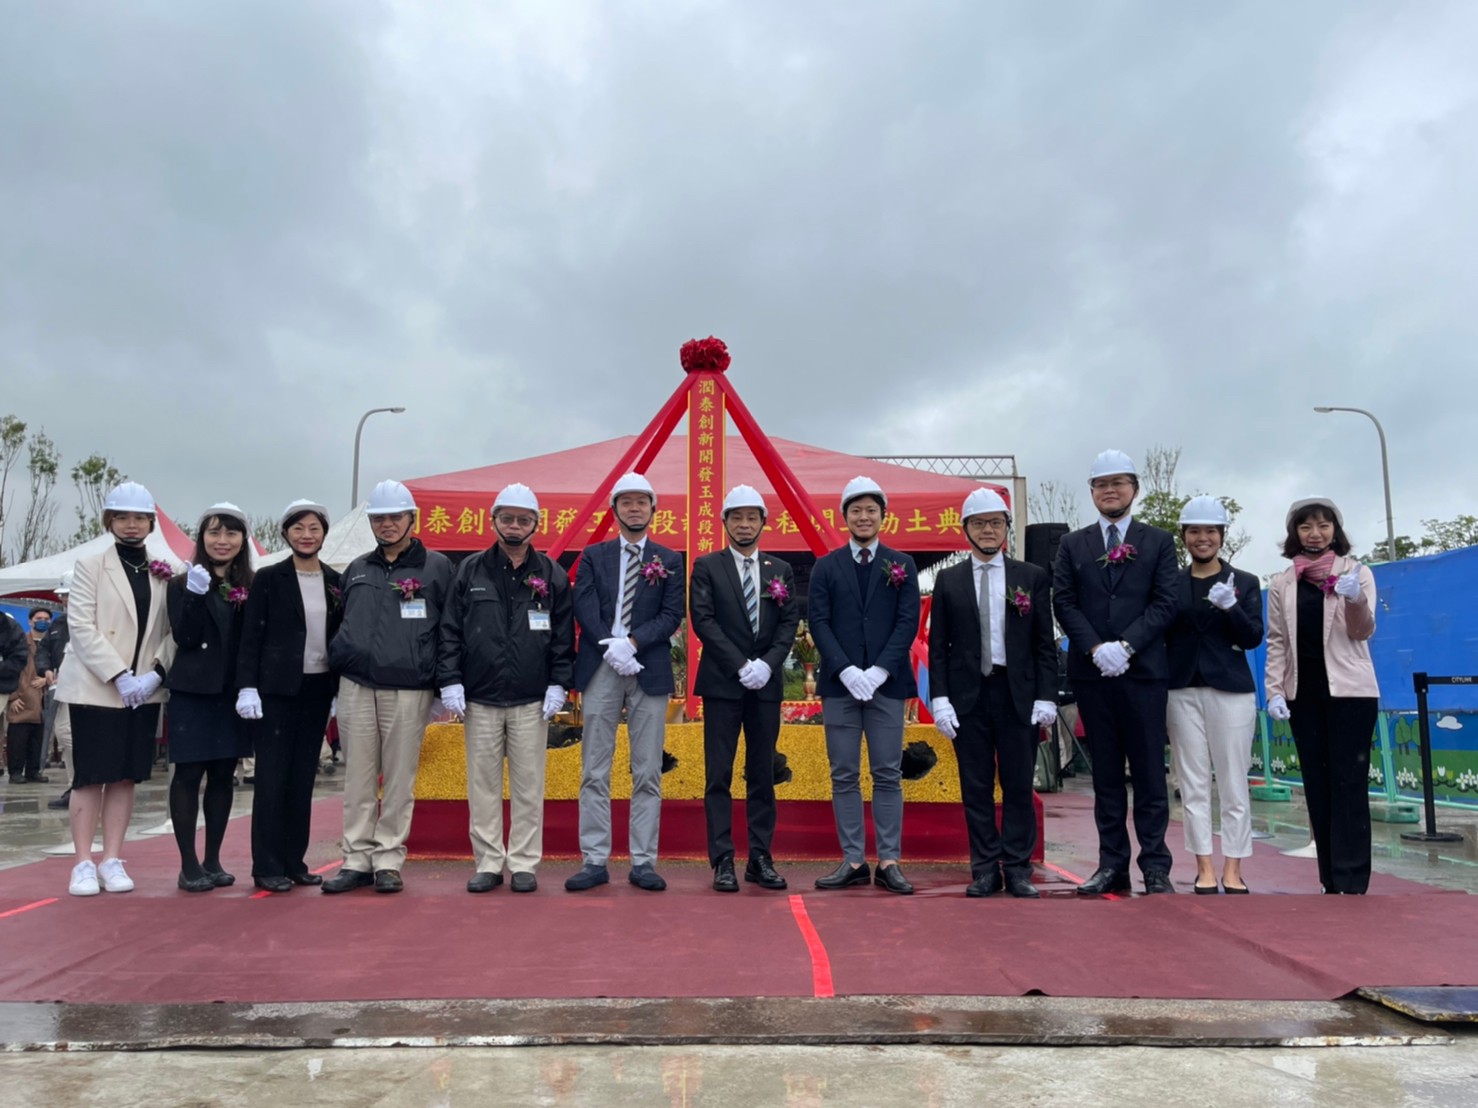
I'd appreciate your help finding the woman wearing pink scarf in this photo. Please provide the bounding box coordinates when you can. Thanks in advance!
[1263,497,1378,894]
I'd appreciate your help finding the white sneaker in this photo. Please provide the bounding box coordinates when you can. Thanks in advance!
[69,860,100,897]
[97,858,134,893]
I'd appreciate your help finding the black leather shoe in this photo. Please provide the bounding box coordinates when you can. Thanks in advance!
[814,861,871,889]
[47,789,71,809]
[966,872,1003,898]
[203,865,236,887]
[712,859,739,893]
[178,872,216,893]
[1223,882,1250,895]
[744,855,787,890]
[253,875,292,893]
[875,864,914,895]
[1076,867,1132,896]
[24,773,49,783]
[1193,881,1220,895]
[564,864,609,891]
[374,869,404,894]
[288,872,322,886]
[321,868,374,894]
[510,872,537,893]
[1005,872,1040,899]
[467,871,503,894]
[628,864,667,891]
[1144,870,1176,894]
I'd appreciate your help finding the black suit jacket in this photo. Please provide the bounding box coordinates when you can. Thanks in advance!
[1052,519,1179,683]
[808,542,920,700]
[1165,562,1264,693]
[166,576,245,696]
[690,549,800,701]
[235,559,344,696]
[928,555,1056,725]
[571,536,685,695]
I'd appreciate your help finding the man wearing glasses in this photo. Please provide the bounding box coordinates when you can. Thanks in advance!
[1052,451,1179,896]
[437,484,574,895]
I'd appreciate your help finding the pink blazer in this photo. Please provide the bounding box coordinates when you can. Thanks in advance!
[1264,555,1378,702]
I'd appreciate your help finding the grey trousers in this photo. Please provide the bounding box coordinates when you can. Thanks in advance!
[822,694,905,862]
[578,663,668,867]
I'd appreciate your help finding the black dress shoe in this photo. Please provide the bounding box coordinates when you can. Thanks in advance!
[467,871,503,894]
[178,872,216,893]
[1222,882,1250,895]
[628,864,667,891]
[1193,882,1220,895]
[253,876,293,893]
[321,868,374,894]
[564,864,610,891]
[1005,872,1040,899]
[814,861,871,889]
[966,872,1003,898]
[744,855,787,890]
[874,864,914,895]
[1076,867,1132,896]
[48,789,72,810]
[712,859,739,893]
[203,865,236,887]
[24,773,49,783]
[374,869,404,894]
[288,872,322,886]
[510,872,537,893]
[1143,870,1176,894]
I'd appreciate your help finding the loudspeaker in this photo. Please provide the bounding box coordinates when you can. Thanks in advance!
[1025,522,1070,574]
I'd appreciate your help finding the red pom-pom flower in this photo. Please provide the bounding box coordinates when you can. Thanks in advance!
[680,336,731,373]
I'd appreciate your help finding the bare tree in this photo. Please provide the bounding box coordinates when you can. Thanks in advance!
[1133,444,1250,567]
[0,414,27,565]
[14,430,61,562]
[251,514,286,554]
[1028,479,1083,529]
[70,454,125,544]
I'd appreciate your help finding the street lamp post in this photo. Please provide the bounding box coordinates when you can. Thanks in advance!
[1314,405,1397,561]
[351,407,406,510]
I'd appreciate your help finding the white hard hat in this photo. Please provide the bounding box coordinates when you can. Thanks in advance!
[1088,450,1137,482]
[1286,497,1343,529]
[1179,495,1230,527]
[280,499,331,531]
[841,476,887,513]
[198,501,248,531]
[56,570,74,595]
[365,480,417,515]
[103,481,156,514]
[610,472,657,508]
[962,487,1011,523]
[493,483,540,514]
[722,484,766,518]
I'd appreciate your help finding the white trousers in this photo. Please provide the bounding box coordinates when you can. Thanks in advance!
[1166,686,1256,859]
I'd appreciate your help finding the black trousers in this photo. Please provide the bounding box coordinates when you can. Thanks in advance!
[1289,686,1377,894]
[703,694,781,866]
[251,673,335,878]
[6,721,44,777]
[1076,677,1172,875]
[953,671,1037,879]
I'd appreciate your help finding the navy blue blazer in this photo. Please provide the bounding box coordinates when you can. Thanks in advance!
[1165,562,1264,693]
[572,536,686,695]
[1052,519,1179,683]
[808,542,920,700]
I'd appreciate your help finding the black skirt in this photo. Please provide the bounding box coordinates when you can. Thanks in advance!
[167,690,252,764]
[70,703,161,787]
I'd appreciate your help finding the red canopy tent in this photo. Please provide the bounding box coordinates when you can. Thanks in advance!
[403,435,1007,557]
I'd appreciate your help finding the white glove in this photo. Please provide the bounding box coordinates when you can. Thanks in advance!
[742,659,772,690]
[236,687,263,720]
[863,665,889,697]
[840,665,874,701]
[185,563,213,595]
[1333,568,1362,601]
[329,697,337,718]
[128,670,162,708]
[114,669,139,705]
[1031,700,1058,727]
[1094,641,1130,676]
[600,637,638,669]
[440,684,466,720]
[1267,694,1291,721]
[614,656,643,677]
[542,685,566,721]
[1207,573,1237,611]
[930,697,958,740]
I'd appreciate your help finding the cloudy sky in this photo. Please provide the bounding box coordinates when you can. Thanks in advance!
[3,1,1475,577]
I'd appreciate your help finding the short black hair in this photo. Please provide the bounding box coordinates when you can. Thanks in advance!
[1282,504,1352,560]
[29,608,50,620]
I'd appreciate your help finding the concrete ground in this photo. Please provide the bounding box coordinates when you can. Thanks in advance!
[2,760,1476,1106]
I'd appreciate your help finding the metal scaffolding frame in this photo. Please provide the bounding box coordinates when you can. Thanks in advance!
[868,454,1027,557]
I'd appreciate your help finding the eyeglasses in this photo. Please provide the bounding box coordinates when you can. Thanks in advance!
[1090,478,1135,491]
[494,514,538,529]
[964,517,1008,531]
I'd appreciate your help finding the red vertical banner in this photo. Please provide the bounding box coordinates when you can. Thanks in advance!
[686,373,724,718]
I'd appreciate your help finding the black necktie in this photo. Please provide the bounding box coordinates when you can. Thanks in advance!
[1106,523,1122,586]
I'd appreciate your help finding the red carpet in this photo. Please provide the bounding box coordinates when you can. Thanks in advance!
[1,795,1474,1005]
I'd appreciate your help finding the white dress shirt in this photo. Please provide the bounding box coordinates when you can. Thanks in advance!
[611,534,649,639]
[972,553,1007,666]
[1098,513,1133,547]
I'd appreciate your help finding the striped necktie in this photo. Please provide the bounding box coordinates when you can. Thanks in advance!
[1106,523,1122,585]
[743,557,759,634]
[979,560,995,675]
[620,543,641,630]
